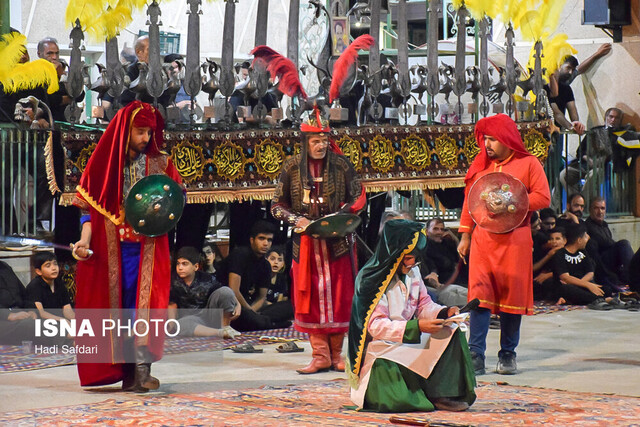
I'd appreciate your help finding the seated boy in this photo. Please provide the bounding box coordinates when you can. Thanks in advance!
[26,252,74,321]
[348,220,475,413]
[533,227,566,302]
[169,247,241,338]
[552,223,615,307]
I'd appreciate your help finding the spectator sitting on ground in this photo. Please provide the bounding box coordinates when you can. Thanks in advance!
[201,243,220,276]
[168,246,241,338]
[555,193,585,230]
[425,218,468,286]
[258,247,294,323]
[0,260,65,346]
[552,223,615,309]
[221,220,291,331]
[585,197,635,286]
[26,252,74,321]
[533,227,566,302]
[539,208,557,235]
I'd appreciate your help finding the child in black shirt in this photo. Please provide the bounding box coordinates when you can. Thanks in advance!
[552,223,614,306]
[26,252,74,321]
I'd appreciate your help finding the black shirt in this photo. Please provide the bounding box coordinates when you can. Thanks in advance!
[25,276,71,310]
[552,248,594,288]
[424,237,466,285]
[545,82,575,117]
[585,218,615,253]
[266,273,289,303]
[224,246,271,305]
[0,261,32,320]
[170,270,222,310]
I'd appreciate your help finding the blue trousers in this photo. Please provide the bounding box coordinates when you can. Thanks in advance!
[468,307,522,359]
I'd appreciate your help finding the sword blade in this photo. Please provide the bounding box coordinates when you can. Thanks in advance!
[0,236,73,251]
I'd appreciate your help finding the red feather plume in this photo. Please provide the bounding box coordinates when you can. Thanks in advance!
[250,45,307,99]
[329,34,375,103]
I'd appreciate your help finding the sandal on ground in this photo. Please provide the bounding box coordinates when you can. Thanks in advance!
[231,343,263,353]
[607,296,628,309]
[276,341,304,353]
[587,298,613,311]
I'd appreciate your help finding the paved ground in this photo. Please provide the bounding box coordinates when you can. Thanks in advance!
[1,308,638,414]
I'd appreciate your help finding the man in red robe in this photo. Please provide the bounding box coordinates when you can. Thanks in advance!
[457,114,550,376]
[73,101,182,392]
[272,107,366,374]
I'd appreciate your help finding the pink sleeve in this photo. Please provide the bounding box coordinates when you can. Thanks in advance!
[415,279,445,319]
[367,294,409,342]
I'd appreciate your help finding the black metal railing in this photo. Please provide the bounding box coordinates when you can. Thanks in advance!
[0,125,53,237]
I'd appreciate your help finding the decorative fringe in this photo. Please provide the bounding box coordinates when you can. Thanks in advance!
[1,59,59,95]
[0,33,28,80]
[44,132,61,195]
[363,178,465,193]
[329,34,374,103]
[250,46,307,99]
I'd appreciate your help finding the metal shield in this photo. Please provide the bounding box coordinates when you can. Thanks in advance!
[124,175,185,237]
[302,213,362,239]
[468,172,529,233]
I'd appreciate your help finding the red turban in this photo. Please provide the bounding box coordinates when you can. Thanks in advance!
[465,114,533,184]
[77,101,165,224]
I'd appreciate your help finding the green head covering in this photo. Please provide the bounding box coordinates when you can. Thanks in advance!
[347,219,426,385]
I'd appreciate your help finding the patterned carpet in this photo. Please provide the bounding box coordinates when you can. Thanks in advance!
[1,380,639,426]
[533,302,585,315]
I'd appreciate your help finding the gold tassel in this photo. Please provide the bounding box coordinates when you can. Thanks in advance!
[44,131,61,195]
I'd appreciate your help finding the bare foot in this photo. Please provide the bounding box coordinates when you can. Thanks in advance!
[556,297,566,305]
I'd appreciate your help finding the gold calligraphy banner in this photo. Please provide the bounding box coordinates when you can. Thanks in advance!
[58,121,551,205]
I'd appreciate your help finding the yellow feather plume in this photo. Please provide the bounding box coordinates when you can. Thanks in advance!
[85,3,133,41]
[1,59,59,95]
[519,0,567,41]
[65,0,108,29]
[464,0,500,20]
[0,33,28,79]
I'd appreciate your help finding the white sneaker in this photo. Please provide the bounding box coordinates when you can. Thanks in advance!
[223,326,242,339]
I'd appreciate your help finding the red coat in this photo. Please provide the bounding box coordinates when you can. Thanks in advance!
[459,153,550,314]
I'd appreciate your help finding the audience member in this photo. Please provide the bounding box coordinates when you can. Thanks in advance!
[0,260,64,346]
[552,223,615,309]
[257,247,294,323]
[539,208,557,234]
[26,252,74,321]
[36,37,83,122]
[222,220,289,331]
[425,218,468,286]
[533,227,566,301]
[201,243,220,276]
[168,247,241,338]
[585,197,635,286]
[555,193,585,230]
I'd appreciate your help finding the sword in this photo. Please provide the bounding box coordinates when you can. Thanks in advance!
[0,236,93,260]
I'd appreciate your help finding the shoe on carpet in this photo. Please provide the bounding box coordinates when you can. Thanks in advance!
[587,298,613,311]
[276,341,304,353]
[470,351,485,376]
[432,397,470,412]
[496,354,517,375]
[231,343,263,353]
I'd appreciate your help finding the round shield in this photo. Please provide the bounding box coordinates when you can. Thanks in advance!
[468,172,529,234]
[303,213,362,239]
[124,174,185,237]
